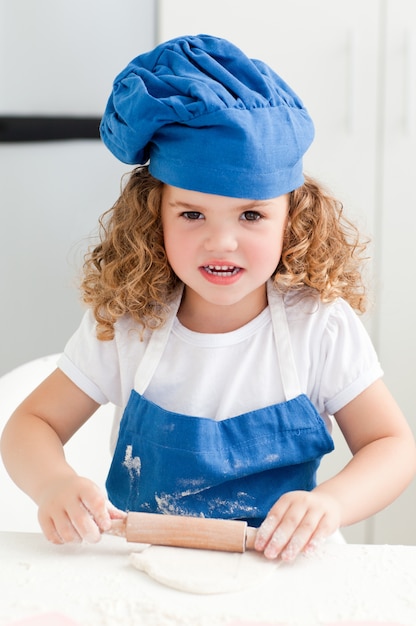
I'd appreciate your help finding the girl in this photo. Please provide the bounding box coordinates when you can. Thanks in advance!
[1,34,415,562]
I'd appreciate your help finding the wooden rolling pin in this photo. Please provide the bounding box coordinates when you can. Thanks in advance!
[108,512,257,553]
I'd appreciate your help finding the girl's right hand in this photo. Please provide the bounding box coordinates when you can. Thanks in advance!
[0,369,126,545]
[37,474,126,544]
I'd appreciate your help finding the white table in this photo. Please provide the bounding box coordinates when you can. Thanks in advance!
[1,531,415,625]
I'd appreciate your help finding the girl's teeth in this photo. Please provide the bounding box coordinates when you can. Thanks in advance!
[205,265,239,276]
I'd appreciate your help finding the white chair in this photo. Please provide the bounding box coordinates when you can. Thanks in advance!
[0,354,115,532]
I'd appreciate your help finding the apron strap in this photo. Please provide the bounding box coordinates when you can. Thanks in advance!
[134,282,301,401]
[133,288,182,394]
[267,281,302,401]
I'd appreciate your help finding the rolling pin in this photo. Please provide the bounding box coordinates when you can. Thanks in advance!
[108,512,257,553]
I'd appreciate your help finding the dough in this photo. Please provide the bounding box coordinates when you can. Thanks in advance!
[129,546,279,594]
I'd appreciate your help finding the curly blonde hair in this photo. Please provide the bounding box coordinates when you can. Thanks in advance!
[81,167,369,340]
[275,176,368,311]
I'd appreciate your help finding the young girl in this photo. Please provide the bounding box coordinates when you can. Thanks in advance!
[1,34,415,562]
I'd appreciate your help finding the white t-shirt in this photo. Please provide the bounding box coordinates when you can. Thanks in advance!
[58,288,383,431]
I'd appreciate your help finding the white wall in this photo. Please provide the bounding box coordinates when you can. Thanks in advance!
[0,0,156,376]
[0,0,156,115]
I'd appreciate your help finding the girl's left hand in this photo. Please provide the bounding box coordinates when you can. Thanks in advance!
[254,490,341,561]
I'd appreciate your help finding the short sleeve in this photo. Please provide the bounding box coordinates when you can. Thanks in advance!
[57,310,143,407]
[315,299,383,416]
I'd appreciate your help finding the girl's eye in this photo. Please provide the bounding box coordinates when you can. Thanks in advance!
[181,211,204,220]
[241,210,262,221]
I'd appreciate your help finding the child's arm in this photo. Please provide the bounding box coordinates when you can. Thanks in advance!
[0,369,124,544]
[255,378,416,560]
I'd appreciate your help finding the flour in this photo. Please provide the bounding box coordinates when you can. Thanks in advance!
[154,493,193,516]
[153,490,260,518]
[129,545,279,594]
[123,445,141,477]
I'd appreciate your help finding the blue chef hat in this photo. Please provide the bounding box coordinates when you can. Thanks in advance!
[100,34,314,200]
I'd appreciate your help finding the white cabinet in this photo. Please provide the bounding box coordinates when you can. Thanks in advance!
[158,0,416,544]
[371,0,416,545]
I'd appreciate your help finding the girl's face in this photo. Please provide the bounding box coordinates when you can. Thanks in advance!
[161,184,289,331]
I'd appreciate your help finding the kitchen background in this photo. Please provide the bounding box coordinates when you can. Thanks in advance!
[1,0,415,545]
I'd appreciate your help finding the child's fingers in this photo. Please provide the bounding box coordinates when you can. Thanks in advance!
[71,505,102,543]
[262,504,317,560]
[38,478,115,544]
[39,513,65,545]
[254,514,282,552]
[40,508,83,545]
[80,490,112,534]
[278,510,327,561]
[106,501,127,520]
[255,491,340,561]
[52,497,106,544]
[72,499,126,542]
[254,492,296,553]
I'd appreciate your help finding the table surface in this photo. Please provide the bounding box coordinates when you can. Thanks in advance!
[1,531,415,626]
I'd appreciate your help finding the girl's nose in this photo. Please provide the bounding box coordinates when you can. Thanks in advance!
[204,225,238,253]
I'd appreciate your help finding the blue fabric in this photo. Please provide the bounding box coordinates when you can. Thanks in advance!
[100,34,315,199]
[106,390,334,527]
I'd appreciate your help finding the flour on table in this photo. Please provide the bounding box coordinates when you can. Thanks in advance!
[129,546,279,594]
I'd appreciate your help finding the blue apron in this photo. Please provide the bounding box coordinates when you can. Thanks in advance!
[106,283,334,527]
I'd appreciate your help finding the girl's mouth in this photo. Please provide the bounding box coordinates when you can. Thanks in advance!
[203,265,241,277]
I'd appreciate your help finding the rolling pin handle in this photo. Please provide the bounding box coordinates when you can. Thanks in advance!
[107,518,127,538]
[245,526,257,551]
